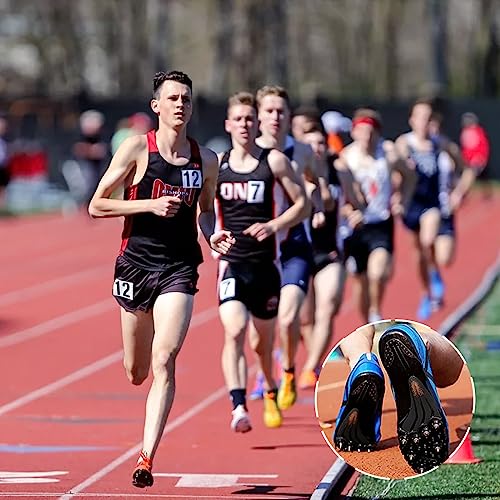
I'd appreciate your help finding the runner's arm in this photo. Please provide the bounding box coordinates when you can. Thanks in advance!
[334,156,367,211]
[384,140,416,212]
[88,135,180,218]
[198,147,234,254]
[268,150,309,232]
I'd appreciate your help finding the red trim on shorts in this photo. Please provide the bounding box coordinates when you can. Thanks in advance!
[147,130,159,153]
[120,184,139,254]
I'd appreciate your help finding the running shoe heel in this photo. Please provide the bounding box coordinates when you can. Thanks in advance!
[333,353,385,452]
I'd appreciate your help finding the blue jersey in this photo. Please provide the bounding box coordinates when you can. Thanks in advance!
[406,132,441,209]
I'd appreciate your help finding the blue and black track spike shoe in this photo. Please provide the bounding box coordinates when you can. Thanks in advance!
[333,353,385,452]
[379,323,449,473]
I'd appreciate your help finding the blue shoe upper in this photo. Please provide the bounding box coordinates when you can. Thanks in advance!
[417,295,432,320]
[381,322,442,410]
[336,352,384,441]
[249,372,265,400]
[430,270,445,301]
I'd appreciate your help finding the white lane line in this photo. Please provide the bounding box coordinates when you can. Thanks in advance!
[0,277,220,350]
[0,306,218,418]
[0,299,114,349]
[59,351,254,500]
[0,494,295,499]
[58,386,228,500]
[0,351,123,417]
[0,266,109,306]
[316,380,344,393]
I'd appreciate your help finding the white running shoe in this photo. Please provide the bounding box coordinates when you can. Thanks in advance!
[368,311,382,324]
[230,404,252,433]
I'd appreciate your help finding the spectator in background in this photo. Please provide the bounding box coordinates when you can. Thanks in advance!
[111,118,133,156]
[111,112,154,155]
[0,114,10,204]
[460,112,490,192]
[72,109,109,205]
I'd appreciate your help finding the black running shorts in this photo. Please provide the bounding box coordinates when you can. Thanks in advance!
[113,255,199,312]
[344,218,394,274]
[217,260,281,319]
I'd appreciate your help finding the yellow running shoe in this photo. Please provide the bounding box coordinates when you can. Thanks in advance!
[277,372,297,410]
[298,370,318,390]
[263,391,282,428]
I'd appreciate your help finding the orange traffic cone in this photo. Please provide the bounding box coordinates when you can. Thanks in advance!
[446,432,482,464]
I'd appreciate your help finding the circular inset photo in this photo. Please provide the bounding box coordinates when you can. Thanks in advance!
[315,319,474,479]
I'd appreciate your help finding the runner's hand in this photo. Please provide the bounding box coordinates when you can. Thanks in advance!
[312,211,326,229]
[149,196,182,217]
[210,230,236,255]
[243,222,276,242]
[347,209,364,229]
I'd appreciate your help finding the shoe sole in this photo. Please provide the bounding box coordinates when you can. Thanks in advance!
[232,417,252,433]
[264,416,282,428]
[379,330,449,473]
[334,372,384,452]
[132,468,154,488]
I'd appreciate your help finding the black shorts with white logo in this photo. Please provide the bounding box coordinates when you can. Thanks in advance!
[217,259,281,319]
[113,255,199,312]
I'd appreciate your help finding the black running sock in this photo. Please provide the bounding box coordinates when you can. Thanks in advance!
[266,388,278,399]
[230,389,246,410]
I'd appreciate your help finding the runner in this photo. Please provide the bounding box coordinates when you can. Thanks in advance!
[337,108,414,323]
[215,91,308,431]
[298,123,346,389]
[88,70,235,488]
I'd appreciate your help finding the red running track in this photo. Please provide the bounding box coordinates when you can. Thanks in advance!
[0,191,498,499]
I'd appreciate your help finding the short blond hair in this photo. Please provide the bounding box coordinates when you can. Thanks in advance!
[227,91,256,111]
[255,85,290,109]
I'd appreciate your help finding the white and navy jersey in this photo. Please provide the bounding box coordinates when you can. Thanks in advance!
[215,148,280,264]
[405,132,441,209]
[343,140,392,224]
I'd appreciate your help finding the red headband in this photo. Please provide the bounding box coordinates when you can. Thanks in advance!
[352,116,381,131]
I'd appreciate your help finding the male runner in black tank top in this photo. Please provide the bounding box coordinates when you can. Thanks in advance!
[88,71,235,489]
[298,124,346,390]
[254,85,325,411]
[215,91,307,433]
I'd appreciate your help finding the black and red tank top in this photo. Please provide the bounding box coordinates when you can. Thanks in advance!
[215,148,279,264]
[119,130,203,270]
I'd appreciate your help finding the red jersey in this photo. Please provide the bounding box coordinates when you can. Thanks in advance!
[460,124,490,169]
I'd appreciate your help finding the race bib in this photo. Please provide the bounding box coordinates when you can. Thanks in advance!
[113,279,134,299]
[219,278,236,300]
[181,169,202,188]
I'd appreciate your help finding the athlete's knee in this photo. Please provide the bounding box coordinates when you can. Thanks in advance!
[151,346,179,379]
[367,266,389,283]
[224,324,246,347]
[278,306,300,331]
[252,336,271,357]
[419,233,436,253]
[315,300,337,323]
[123,360,149,386]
